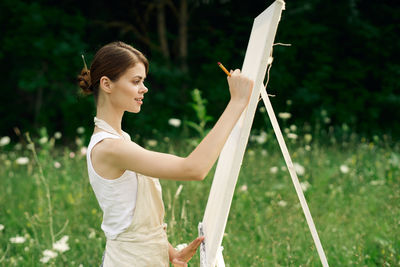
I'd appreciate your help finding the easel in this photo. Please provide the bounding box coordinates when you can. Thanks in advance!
[198,1,329,266]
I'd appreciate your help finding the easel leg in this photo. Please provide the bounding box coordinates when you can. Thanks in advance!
[260,85,330,267]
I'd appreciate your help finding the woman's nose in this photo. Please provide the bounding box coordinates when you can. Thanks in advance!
[141,84,148,94]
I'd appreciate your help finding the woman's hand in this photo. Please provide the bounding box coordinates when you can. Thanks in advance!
[227,69,254,106]
[170,236,205,267]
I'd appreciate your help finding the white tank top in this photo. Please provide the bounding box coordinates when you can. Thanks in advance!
[86,118,138,240]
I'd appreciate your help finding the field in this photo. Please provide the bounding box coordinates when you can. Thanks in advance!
[0,129,399,266]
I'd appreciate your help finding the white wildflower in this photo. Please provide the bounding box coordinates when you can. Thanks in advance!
[293,162,305,176]
[239,184,248,192]
[300,181,311,192]
[40,249,58,263]
[16,157,29,165]
[304,134,312,143]
[261,149,267,156]
[88,229,96,239]
[284,128,290,134]
[305,145,311,151]
[287,133,298,140]
[40,256,51,264]
[53,235,70,253]
[0,136,10,146]
[39,136,48,144]
[69,152,75,158]
[168,118,181,127]
[0,224,4,231]
[324,117,331,124]
[248,150,255,156]
[10,236,26,244]
[54,132,62,139]
[278,112,291,120]
[80,146,87,156]
[289,125,297,132]
[147,139,158,147]
[270,166,278,174]
[175,243,188,252]
[43,249,58,258]
[340,165,349,174]
[255,131,267,144]
[277,200,287,207]
[259,107,266,113]
[76,127,85,134]
[321,109,327,117]
[54,162,61,169]
[286,99,292,106]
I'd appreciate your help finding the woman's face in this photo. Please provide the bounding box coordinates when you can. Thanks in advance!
[109,62,148,113]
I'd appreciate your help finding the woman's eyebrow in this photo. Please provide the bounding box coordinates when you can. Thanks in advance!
[132,75,146,79]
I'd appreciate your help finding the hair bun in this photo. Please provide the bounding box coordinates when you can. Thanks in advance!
[77,68,92,94]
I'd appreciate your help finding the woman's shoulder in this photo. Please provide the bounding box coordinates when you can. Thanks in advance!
[92,136,126,157]
[90,137,131,179]
[92,135,143,163]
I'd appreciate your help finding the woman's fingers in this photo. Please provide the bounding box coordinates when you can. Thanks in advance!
[227,69,254,104]
[177,236,205,262]
[188,236,204,251]
[232,69,240,75]
[228,69,241,78]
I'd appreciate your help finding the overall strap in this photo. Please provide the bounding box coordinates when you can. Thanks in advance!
[94,117,131,141]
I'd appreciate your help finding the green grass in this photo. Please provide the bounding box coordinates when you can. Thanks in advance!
[0,132,399,266]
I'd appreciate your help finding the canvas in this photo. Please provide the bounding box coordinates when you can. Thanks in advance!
[199,1,286,266]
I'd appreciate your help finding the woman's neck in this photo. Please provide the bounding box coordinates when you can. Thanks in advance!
[95,107,124,136]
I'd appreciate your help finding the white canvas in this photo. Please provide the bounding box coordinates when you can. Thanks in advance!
[199,1,286,266]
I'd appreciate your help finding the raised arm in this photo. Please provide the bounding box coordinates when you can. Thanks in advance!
[104,69,253,181]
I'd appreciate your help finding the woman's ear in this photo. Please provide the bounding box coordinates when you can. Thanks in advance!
[99,76,113,94]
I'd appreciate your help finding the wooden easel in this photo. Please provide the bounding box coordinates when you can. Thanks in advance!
[199,1,329,266]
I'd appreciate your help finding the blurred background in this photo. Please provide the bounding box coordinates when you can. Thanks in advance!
[0,0,399,142]
[1,1,399,266]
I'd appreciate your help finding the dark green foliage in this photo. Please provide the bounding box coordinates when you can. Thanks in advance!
[269,0,400,137]
[0,0,87,140]
[1,0,399,141]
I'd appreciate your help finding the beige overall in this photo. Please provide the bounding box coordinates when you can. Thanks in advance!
[102,173,169,266]
[93,117,169,266]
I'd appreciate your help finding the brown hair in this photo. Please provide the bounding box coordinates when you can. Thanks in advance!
[77,41,149,102]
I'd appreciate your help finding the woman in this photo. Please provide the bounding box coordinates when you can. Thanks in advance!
[77,41,253,267]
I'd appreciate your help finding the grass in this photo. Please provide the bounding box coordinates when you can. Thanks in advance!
[0,130,399,266]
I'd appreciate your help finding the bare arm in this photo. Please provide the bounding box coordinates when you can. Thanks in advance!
[105,69,253,181]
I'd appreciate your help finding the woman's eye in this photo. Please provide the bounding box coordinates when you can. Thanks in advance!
[133,80,140,85]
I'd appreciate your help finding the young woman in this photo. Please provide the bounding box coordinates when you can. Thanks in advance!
[77,41,253,267]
